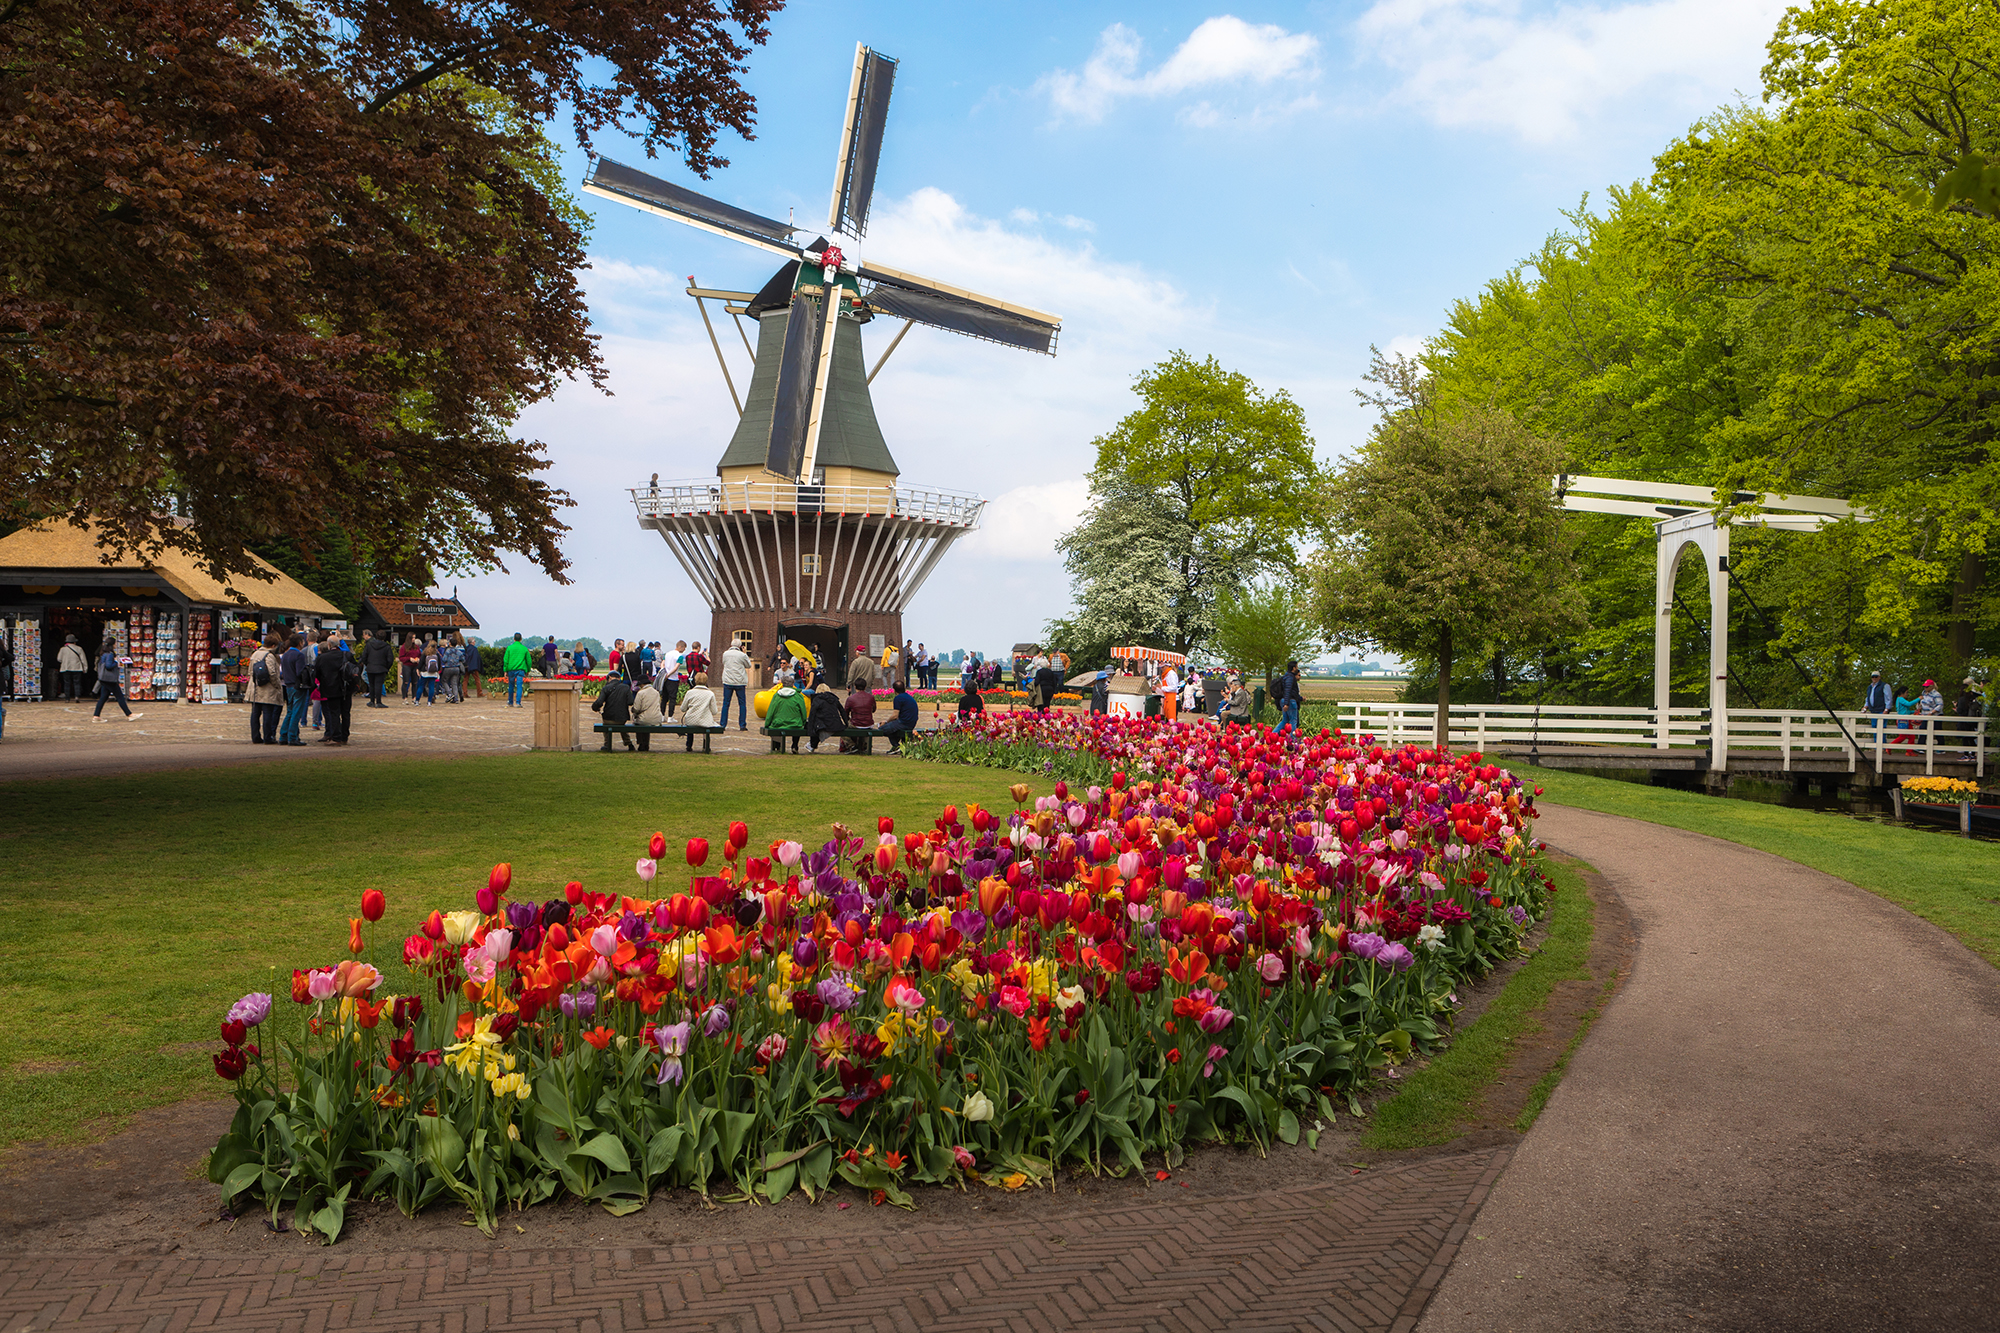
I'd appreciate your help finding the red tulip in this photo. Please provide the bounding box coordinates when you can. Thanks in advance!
[422,910,444,940]
[565,881,583,904]
[1111,771,1126,791]
[489,863,512,897]
[874,843,896,873]
[878,816,895,835]
[687,837,709,867]
[360,889,386,923]
[220,1019,247,1047]
[648,831,667,860]
[729,820,750,846]
[213,1048,248,1080]
[1054,780,1069,800]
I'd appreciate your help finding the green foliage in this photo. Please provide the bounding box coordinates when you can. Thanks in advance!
[1310,353,1586,741]
[1054,352,1324,657]
[1210,581,1317,683]
[255,526,364,621]
[1414,0,2000,705]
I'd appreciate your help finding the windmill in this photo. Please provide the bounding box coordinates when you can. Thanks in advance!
[586,44,1063,676]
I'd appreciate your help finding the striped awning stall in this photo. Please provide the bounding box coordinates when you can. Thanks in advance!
[1112,646,1187,665]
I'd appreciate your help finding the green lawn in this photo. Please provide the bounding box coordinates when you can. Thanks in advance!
[1527,766,2000,967]
[0,755,1030,1151]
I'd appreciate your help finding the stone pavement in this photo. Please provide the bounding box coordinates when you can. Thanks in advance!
[0,1149,1506,1333]
[1419,804,2000,1333]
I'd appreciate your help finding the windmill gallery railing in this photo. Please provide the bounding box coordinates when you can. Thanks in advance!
[631,479,985,528]
[1327,702,1991,777]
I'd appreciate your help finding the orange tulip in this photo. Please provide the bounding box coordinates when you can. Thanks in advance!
[355,998,386,1029]
[348,918,365,955]
[888,931,915,969]
[582,1026,615,1050]
[977,877,1008,917]
[703,923,745,966]
[1166,947,1210,986]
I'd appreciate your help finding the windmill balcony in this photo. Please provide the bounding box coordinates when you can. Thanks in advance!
[630,478,986,529]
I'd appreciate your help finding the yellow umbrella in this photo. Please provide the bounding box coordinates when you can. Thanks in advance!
[784,639,818,670]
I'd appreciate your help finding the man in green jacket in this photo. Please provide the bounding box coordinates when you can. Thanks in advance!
[765,678,810,753]
[501,633,534,707]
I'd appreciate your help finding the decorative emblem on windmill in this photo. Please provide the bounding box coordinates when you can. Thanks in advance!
[586,44,1063,673]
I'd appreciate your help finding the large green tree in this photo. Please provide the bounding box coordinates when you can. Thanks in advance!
[1210,581,1317,685]
[1,0,779,589]
[1053,352,1322,657]
[1310,353,1587,748]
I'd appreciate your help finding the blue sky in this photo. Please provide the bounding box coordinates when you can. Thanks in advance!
[456,0,1789,660]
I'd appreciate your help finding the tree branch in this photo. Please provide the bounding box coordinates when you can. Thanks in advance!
[361,40,505,114]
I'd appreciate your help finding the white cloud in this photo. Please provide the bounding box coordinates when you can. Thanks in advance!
[1385,333,1428,360]
[1354,0,1788,142]
[958,479,1093,563]
[1041,17,1319,124]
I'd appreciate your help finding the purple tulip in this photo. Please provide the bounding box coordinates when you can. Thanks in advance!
[817,975,860,1012]
[1347,931,1386,960]
[793,936,819,969]
[951,908,987,942]
[702,1003,730,1038]
[1378,942,1415,972]
[227,993,272,1027]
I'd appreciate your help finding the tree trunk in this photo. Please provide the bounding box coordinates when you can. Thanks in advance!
[1949,550,1983,672]
[1435,623,1453,751]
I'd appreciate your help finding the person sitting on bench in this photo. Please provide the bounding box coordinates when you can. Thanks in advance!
[843,680,876,753]
[765,673,810,752]
[592,671,636,750]
[808,681,847,752]
[629,676,666,750]
[879,678,919,753]
[677,671,719,748]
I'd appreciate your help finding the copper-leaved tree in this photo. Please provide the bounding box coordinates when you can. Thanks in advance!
[1310,351,1586,749]
[0,0,780,585]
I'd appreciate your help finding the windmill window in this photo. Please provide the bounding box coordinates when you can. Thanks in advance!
[800,553,823,576]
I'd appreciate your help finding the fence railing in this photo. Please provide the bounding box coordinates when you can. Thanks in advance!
[1327,702,1990,777]
[629,479,986,527]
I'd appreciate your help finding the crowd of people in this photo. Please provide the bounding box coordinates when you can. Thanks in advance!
[1863,671,1984,742]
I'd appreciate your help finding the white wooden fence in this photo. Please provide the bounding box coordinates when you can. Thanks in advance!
[1327,702,1989,777]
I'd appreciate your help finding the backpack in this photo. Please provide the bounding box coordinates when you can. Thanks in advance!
[252,654,272,687]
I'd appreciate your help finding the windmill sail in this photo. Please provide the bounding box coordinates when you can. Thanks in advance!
[585,157,797,256]
[765,291,832,476]
[859,263,1061,355]
[828,47,898,238]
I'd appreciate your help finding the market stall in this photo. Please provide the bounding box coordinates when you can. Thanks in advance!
[0,520,342,703]
[1106,646,1187,718]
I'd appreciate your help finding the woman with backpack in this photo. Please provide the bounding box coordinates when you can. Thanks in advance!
[247,632,284,743]
[416,639,441,704]
[461,635,484,698]
[441,636,465,703]
[91,641,141,722]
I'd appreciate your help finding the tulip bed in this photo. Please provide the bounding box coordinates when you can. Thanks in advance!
[207,714,1552,1242]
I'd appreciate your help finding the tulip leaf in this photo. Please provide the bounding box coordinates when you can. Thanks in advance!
[220,1161,265,1200]
[1277,1110,1300,1145]
[716,1111,756,1166]
[572,1132,630,1173]
[799,1143,834,1201]
[644,1127,685,1181]
[758,1163,797,1204]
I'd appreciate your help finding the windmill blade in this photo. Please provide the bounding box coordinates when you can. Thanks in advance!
[765,291,833,477]
[858,262,1061,354]
[584,157,797,258]
[827,46,898,238]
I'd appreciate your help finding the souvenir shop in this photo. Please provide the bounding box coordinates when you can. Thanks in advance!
[0,520,342,704]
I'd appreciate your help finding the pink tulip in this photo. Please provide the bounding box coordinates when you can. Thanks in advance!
[1117,851,1142,881]
[635,857,657,882]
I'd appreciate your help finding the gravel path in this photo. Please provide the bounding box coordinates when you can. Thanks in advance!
[1419,803,2000,1332]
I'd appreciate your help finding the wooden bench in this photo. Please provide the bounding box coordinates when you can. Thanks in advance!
[760,724,909,754]
[593,722,726,752]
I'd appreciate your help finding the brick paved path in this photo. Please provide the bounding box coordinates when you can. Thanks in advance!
[1,1148,1506,1333]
